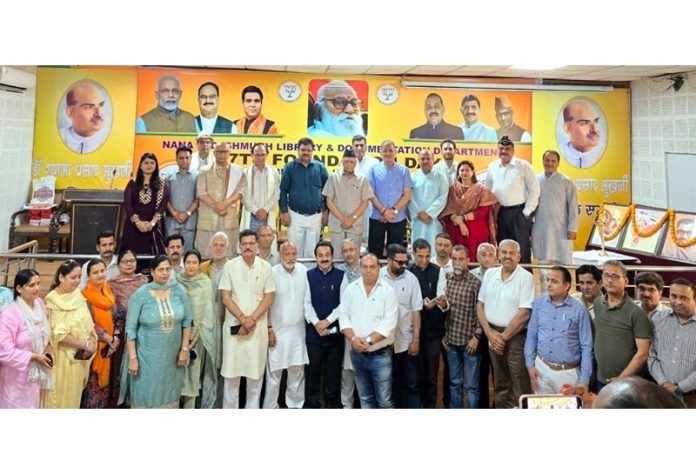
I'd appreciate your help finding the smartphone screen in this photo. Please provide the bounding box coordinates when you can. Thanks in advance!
[520,395,582,409]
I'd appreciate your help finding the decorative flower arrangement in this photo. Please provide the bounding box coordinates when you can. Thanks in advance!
[598,204,696,248]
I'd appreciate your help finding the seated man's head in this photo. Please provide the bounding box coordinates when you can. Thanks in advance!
[314,80,363,136]
[241,85,264,120]
[461,94,482,126]
[594,376,686,408]
[494,96,514,128]
[156,75,182,112]
[563,99,600,152]
[424,93,445,126]
[65,81,105,137]
[197,82,220,119]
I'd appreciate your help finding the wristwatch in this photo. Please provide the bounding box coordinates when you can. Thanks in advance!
[675,386,684,397]
[365,336,373,346]
[186,210,192,217]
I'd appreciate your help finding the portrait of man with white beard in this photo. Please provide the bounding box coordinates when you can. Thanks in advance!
[308,79,367,137]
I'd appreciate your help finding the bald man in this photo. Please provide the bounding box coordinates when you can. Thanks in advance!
[59,81,110,153]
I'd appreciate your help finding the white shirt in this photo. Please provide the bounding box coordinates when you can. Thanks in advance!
[433,158,457,185]
[80,256,119,289]
[431,256,453,276]
[59,126,109,154]
[478,265,535,327]
[559,140,603,169]
[379,267,423,353]
[268,264,309,371]
[334,278,399,352]
[485,157,540,217]
[356,154,379,177]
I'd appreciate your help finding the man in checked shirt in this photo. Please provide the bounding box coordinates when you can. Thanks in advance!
[440,245,482,408]
[524,266,593,394]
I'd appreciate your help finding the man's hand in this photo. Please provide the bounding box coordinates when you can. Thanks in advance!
[351,337,370,352]
[315,320,330,336]
[268,328,277,347]
[567,231,577,240]
[488,330,506,355]
[241,315,256,332]
[417,211,432,225]
[408,339,419,356]
[281,212,291,226]
[466,335,479,355]
[528,367,539,393]
[341,216,354,229]
[441,336,449,351]
[661,381,677,393]
[383,208,396,221]
[321,210,329,226]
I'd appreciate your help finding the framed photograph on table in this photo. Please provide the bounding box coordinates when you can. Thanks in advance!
[659,212,696,262]
[620,207,668,255]
[589,204,628,249]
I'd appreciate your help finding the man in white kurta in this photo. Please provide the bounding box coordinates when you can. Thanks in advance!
[432,139,458,185]
[531,150,578,264]
[263,242,309,409]
[219,230,275,408]
[240,143,280,233]
[409,149,450,249]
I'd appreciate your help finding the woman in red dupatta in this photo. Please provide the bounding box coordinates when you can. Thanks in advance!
[81,259,117,408]
[439,160,499,259]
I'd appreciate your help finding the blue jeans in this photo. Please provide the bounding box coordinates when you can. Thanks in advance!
[249,214,268,233]
[446,344,481,409]
[351,347,394,408]
[394,350,421,408]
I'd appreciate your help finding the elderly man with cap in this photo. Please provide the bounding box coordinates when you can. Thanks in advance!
[323,146,374,260]
[494,96,531,143]
[308,80,365,138]
[191,131,215,173]
[484,135,540,263]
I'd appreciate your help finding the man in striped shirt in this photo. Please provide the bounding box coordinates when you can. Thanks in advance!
[524,266,593,394]
[648,278,696,408]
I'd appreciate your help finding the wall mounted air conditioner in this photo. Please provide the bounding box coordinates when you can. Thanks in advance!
[0,66,36,93]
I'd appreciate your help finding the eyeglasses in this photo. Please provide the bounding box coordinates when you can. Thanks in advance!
[392,259,409,266]
[325,96,361,111]
[602,272,624,281]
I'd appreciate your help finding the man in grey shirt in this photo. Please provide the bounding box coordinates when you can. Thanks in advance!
[166,146,198,251]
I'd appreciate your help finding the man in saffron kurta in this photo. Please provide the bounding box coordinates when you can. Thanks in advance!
[233,85,278,135]
[409,149,449,249]
[219,230,275,409]
[196,143,246,258]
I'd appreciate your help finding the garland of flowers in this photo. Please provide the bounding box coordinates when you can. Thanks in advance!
[600,203,632,241]
[630,206,670,238]
[599,203,696,248]
[668,209,696,248]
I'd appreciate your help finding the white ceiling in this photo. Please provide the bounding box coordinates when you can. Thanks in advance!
[222,65,696,82]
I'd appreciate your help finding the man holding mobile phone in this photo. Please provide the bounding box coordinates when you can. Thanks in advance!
[524,266,593,394]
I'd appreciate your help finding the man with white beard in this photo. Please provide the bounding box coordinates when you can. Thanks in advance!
[263,241,309,409]
[308,80,365,137]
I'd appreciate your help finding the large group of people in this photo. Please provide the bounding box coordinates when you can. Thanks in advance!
[1,133,694,409]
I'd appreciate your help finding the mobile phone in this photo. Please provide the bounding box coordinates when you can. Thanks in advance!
[45,353,54,367]
[189,349,198,361]
[230,325,241,336]
[519,394,583,409]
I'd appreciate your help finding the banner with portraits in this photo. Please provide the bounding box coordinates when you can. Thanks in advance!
[31,66,630,250]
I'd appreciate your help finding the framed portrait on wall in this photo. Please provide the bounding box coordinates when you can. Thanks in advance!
[620,207,668,254]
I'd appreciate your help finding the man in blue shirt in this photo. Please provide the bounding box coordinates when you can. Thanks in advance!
[524,266,593,394]
[279,137,329,258]
[367,140,413,258]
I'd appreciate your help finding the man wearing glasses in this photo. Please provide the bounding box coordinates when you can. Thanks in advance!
[136,74,195,133]
[380,244,422,408]
[194,82,236,134]
[593,260,652,393]
[308,80,365,137]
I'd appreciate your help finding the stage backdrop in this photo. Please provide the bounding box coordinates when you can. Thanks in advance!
[32,66,631,250]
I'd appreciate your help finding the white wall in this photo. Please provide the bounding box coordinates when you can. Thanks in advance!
[0,87,36,251]
[631,77,696,208]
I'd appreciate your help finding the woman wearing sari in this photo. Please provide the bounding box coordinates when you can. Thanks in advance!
[108,249,148,406]
[81,259,117,408]
[119,255,192,408]
[0,269,53,408]
[439,160,499,259]
[177,249,219,409]
[41,260,98,409]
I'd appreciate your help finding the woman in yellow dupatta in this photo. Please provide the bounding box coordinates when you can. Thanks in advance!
[81,259,117,408]
[41,260,97,408]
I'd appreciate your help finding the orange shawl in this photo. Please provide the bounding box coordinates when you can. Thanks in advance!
[439,181,500,245]
[82,282,115,388]
[236,114,278,135]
